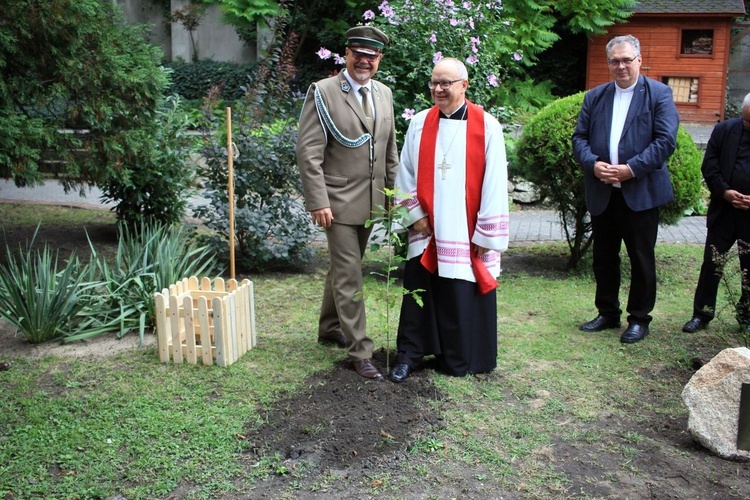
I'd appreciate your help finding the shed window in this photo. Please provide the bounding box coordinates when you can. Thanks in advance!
[663,77,699,103]
[681,29,713,55]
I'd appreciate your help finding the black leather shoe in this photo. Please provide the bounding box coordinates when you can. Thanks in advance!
[352,359,383,379]
[580,315,621,332]
[682,316,708,333]
[620,323,649,344]
[317,331,347,348]
[389,363,411,383]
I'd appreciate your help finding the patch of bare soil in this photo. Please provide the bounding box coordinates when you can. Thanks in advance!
[236,351,516,499]
[1,215,749,498]
[235,354,750,499]
[0,318,156,360]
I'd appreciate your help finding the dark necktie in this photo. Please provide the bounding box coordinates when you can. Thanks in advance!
[359,87,373,132]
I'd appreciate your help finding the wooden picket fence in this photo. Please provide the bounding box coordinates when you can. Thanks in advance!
[154,276,256,366]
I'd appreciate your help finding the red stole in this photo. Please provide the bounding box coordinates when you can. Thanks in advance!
[416,100,498,295]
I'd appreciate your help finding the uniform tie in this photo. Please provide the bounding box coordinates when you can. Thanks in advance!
[359,86,373,132]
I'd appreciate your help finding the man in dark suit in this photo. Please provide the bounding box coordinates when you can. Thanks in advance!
[296,26,399,379]
[682,93,750,334]
[572,34,679,343]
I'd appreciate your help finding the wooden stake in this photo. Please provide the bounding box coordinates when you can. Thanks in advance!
[226,107,236,279]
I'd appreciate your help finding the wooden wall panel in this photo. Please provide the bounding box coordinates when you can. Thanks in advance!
[584,17,734,124]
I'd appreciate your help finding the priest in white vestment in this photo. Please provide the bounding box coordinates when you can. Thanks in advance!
[389,58,509,383]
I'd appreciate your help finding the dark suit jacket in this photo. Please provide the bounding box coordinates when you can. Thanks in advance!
[703,117,745,228]
[572,75,679,216]
[296,71,399,225]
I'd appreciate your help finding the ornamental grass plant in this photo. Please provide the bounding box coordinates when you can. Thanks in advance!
[0,229,99,344]
[0,218,219,345]
[82,222,220,344]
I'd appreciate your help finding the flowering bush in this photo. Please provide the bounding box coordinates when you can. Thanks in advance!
[317,0,527,131]
[313,0,635,134]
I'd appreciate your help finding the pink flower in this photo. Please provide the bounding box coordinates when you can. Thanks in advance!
[513,52,523,61]
[450,18,459,26]
[471,36,481,45]
[363,10,375,20]
[333,54,346,65]
[402,108,416,120]
[382,5,394,17]
[466,54,479,65]
[378,0,389,11]
[463,1,472,8]
[429,32,437,43]
[433,51,444,64]
[487,74,499,87]
[471,44,479,54]
[316,48,332,60]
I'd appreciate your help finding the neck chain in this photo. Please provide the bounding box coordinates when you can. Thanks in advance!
[438,105,468,181]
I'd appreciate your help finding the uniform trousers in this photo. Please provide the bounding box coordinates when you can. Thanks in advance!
[319,222,374,360]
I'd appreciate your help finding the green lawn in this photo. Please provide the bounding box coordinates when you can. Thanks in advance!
[0,205,746,498]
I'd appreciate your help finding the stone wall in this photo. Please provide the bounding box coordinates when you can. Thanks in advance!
[117,0,257,64]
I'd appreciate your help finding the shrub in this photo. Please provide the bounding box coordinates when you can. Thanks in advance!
[661,126,704,225]
[711,243,750,348]
[0,0,167,188]
[516,92,703,269]
[515,93,590,268]
[99,95,199,227]
[0,222,219,345]
[195,30,315,271]
[165,59,258,101]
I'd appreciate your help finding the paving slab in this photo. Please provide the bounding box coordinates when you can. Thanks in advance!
[1,180,707,245]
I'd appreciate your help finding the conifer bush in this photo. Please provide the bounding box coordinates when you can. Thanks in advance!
[516,92,703,269]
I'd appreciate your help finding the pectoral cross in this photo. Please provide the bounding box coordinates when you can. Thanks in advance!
[438,156,451,180]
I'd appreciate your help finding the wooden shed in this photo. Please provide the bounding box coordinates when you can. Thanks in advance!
[585,0,746,124]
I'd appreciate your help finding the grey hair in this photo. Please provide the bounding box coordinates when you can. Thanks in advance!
[606,35,641,59]
[743,92,750,110]
[438,57,469,80]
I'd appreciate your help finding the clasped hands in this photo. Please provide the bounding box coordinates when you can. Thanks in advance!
[723,189,750,210]
[413,217,489,256]
[594,161,634,184]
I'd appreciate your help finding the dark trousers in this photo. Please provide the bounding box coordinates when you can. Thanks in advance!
[692,207,750,323]
[591,189,659,325]
[396,256,497,376]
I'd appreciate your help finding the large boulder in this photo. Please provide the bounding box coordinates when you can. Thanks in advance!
[509,177,541,204]
[682,347,750,461]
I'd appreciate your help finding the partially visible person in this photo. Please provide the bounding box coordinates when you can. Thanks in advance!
[572,34,679,344]
[682,93,750,334]
[389,57,509,383]
[296,26,399,379]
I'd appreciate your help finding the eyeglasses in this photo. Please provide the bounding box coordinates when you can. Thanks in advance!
[349,50,380,62]
[608,57,636,67]
[427,79,464,90]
